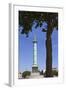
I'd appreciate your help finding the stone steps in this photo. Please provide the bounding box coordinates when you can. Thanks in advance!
[29,72,44,78]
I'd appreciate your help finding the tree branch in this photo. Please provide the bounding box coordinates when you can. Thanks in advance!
[42,29,47,32]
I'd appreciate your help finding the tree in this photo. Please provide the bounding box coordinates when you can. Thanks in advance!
[22,71,31,78]
[19,11,58,77]
[52,70,58,76]
[40,70,44,75]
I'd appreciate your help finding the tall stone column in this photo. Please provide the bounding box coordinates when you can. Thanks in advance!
[32,36,38,73]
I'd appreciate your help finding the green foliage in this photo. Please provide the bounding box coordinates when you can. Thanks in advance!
[52,70,58,76]
[22,71,31,78]
[40,70,44,75]
[44,70,58,77]
[19,11,58,37]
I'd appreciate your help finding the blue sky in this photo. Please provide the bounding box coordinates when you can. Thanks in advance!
[18,21,58,72]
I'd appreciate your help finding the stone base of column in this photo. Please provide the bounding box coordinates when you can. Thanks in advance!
[32,66,38,73]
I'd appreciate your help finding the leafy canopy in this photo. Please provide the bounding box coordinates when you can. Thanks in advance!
[19,11,58,37]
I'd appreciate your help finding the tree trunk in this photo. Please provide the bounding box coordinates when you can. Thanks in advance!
[45,29,53,77]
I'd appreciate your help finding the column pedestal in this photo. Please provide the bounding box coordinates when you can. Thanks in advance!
[32,66,38,73]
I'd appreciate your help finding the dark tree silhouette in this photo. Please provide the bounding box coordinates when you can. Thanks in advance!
[19,11,58,77]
